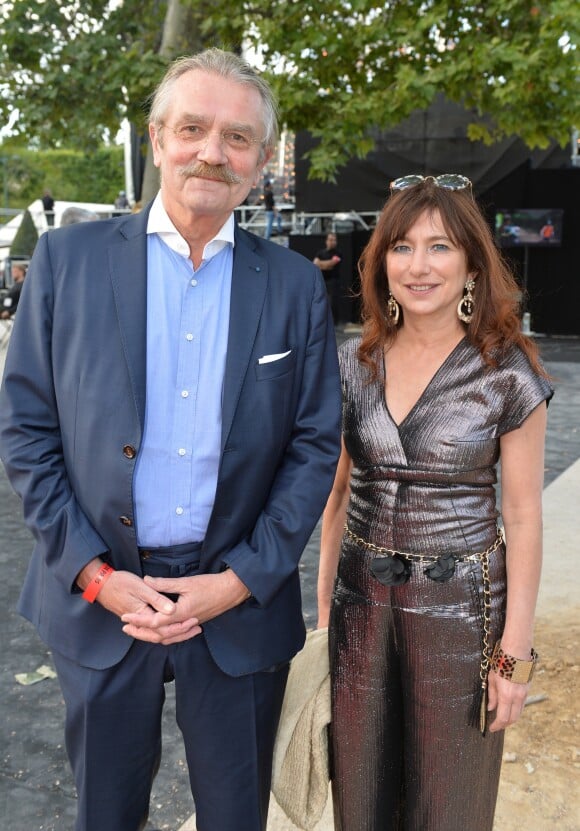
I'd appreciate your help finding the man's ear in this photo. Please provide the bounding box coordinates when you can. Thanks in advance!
[149,123,162,168]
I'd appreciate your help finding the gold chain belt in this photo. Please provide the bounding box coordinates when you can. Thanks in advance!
[343,522,505,734]
[343,523,504,564]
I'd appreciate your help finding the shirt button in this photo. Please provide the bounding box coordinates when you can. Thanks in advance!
[181,390,189,398]
[190,279,198,287]
[175,506,184,516]
[178,448,186,456]
[186,333,194,341]
[122,445,136,459]
[119,515,133,527]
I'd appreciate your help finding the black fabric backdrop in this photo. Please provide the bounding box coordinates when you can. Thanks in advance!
[292,97,578,334]
[294,95,570,213]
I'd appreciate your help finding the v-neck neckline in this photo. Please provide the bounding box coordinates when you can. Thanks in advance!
[381,336,468,429]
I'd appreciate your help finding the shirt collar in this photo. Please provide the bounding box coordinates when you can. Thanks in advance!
[147,192,235,262]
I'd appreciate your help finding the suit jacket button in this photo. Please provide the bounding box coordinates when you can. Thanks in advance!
[119,515,133,527]
[123,445,136,459]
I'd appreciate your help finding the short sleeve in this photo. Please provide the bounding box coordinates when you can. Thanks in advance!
[496,346,553,435]
[338,338,359,429]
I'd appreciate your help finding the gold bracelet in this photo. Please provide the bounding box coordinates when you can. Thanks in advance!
[490,641,538,684]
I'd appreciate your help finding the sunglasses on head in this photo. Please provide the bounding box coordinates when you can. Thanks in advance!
[390,174,472,192]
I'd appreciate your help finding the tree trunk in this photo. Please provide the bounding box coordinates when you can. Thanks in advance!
[140,0,205,205]
[140,138,159,207]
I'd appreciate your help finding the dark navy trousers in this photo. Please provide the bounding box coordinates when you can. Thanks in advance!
[53,544,289,831]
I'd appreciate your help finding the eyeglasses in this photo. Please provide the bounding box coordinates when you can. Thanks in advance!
[161,122,264,152]
[390,174,472,192]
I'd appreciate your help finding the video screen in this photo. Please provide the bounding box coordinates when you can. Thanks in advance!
[495,209,564,248]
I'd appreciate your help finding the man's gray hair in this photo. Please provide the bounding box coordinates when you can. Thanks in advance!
[149,48,279,156]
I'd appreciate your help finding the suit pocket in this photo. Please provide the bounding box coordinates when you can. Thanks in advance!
[254,349,296,381]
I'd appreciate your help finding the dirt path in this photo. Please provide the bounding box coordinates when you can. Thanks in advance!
[494,608,579,831]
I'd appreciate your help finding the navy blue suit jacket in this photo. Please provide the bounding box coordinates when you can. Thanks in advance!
[0,206,341,676]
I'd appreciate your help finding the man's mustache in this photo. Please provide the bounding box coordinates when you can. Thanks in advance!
[179,161,244,185]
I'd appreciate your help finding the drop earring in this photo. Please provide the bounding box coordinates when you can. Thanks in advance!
[457,278,476,323]
[387,291,400,325]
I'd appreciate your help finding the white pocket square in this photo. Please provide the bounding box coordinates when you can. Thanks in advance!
[258,350,291,365]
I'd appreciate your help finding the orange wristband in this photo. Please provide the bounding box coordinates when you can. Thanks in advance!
[82,563,114,603]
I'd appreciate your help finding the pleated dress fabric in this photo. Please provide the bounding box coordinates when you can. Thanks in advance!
[330,336,552,831]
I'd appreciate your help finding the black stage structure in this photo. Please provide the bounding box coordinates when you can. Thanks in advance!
[289,96,579,335]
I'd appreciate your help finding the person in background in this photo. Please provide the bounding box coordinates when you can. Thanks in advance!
[41,189,55,226]
[263,180,282,239]
[0,48,341,831]
[1,262,27,319]
[313,231,342,323]
[318,174,552,831]
[540,219,555,242]
[60,207,100,226]
[114,190,130,210]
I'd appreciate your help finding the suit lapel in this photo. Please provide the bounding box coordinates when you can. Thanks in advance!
[221,229,268,449]
[107,215,267,443]
[108,210,149,429]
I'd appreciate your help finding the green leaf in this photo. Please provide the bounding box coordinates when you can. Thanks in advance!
[1,0,578,181]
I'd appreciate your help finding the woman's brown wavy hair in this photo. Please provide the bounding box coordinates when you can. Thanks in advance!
[357,180,547,379]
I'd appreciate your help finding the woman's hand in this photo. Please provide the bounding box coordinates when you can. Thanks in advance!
[487,668,529,731]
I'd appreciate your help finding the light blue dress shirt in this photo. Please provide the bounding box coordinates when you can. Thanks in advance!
[133,195,234,546]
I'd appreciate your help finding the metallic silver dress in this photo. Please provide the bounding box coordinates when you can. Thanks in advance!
[330,336,552,831]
